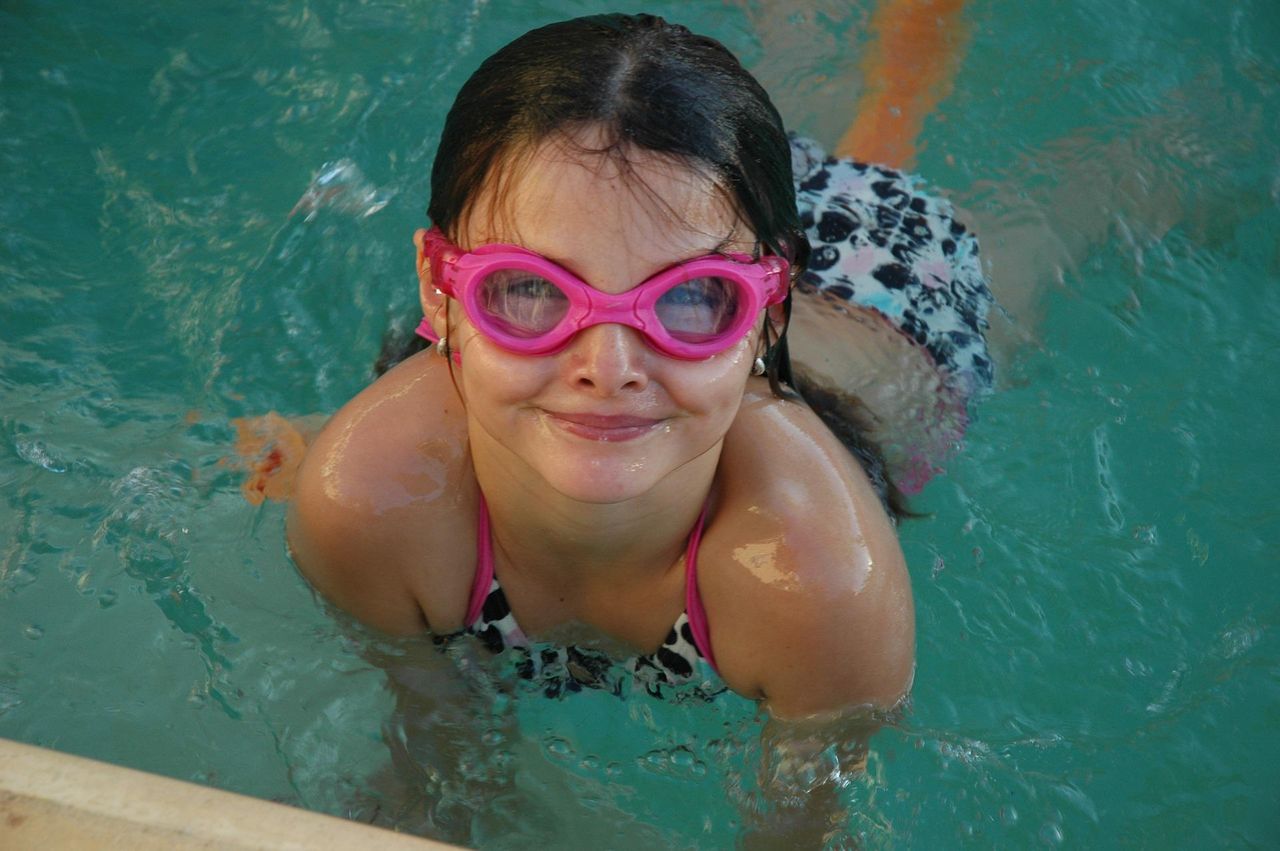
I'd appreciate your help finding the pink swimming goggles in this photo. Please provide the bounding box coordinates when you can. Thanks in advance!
[418,227,789,359]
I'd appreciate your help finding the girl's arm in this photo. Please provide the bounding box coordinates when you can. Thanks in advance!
[713,388,916,719]
[715,389,914,847]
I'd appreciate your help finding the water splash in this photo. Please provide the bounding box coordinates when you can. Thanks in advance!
[289,159,391,222]
[14,438,67,473]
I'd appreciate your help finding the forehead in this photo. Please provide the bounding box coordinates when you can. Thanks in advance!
[460,127,752,269]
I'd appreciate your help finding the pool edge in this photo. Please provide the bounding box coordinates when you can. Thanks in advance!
[0,737,461,850]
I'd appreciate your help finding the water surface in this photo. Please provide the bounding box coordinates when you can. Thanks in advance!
[1,0,1277,847]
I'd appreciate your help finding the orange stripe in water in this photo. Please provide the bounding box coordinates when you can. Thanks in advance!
[835,0,969,169]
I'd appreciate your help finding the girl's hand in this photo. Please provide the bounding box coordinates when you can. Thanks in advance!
[229,412,326,504]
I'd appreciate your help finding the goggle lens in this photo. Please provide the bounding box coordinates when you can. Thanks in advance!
[476,271,570,339]
[653,277,740,344]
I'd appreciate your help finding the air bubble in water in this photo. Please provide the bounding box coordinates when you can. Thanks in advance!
[22,625,44,640]
[544,736,573,760]
[638,746,707,779]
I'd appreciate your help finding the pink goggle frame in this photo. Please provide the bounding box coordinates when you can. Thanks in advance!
[418,227,789,359]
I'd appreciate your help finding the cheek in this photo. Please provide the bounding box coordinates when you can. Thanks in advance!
[453,329,553,410]
[708,332,758,382]
[662,337,755,413]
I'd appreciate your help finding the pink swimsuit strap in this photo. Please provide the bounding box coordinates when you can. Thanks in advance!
[464,491,496,627]
[682,502,717,671]
[464,494,718,672]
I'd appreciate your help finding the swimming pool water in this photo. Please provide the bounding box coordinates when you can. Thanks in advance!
[2,0,1277,847]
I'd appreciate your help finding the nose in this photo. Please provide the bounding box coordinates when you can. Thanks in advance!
[563,323,650,395]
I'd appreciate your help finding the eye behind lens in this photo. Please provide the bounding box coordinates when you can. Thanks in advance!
[655,277,741,342]
[476,269,571,338]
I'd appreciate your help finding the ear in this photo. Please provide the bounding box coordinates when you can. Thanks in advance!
[414,228,450,341]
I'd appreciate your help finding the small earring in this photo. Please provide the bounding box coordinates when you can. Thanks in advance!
[437,336,449,357]
[751,356,766,376]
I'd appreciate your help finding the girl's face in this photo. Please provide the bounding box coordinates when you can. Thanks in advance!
[419,129,764,505]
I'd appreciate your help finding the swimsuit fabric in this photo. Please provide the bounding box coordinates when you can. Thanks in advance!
[435,498,725,702]
[789,134,995,491]
[790,133,995,403]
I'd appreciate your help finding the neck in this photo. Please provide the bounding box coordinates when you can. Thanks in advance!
[470,439,718,588]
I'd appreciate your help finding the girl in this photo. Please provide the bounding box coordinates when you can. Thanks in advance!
[288,10,991,720]
[285,11,992,842]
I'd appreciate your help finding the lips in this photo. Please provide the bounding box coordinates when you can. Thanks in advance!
[544,411,664,441]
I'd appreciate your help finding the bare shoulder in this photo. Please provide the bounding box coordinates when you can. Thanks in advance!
[287,353,477,636]
[701,383,915,717]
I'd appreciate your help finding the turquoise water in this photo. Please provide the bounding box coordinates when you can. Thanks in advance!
[2,0,1278,847]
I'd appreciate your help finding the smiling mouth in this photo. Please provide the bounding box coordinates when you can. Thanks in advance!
[544,412,664,442]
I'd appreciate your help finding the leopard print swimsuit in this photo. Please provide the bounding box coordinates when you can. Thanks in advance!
[789,134,994,402]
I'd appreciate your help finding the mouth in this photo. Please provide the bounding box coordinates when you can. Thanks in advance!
[544,411,664,442]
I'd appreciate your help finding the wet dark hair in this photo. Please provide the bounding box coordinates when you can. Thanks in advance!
[379,13,910,518]
[431,15,801,249]
[429,13,804,383]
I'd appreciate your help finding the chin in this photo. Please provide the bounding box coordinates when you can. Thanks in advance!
[536,456,669,506]
[534,429,728,505]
